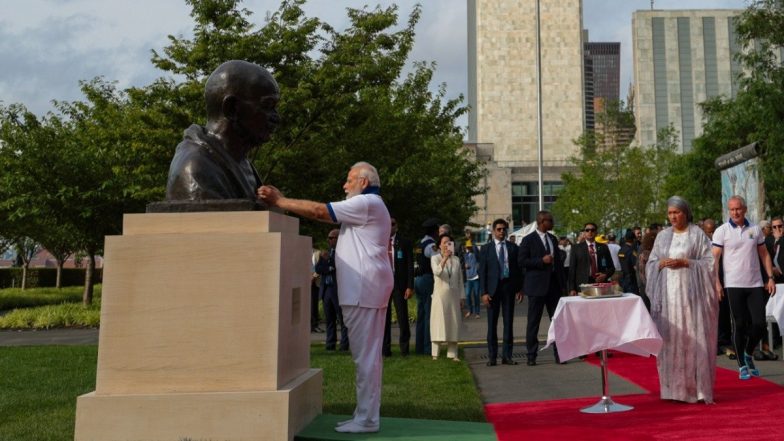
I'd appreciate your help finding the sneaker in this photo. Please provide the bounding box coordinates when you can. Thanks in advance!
[744,353,761,376]
[474,314,480,319]
[739,366,752,380]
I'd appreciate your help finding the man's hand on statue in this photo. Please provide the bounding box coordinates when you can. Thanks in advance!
[257,185,282,206]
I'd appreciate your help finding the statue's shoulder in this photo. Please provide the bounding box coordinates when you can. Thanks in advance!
[170,126,224,174]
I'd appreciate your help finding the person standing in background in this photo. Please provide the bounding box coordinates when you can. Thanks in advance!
[316,230,349,351]
[711,195,777,380]
[383,217,414,357]
[414,218,439,355]
[430,234,464,360]
[479,219,523,366]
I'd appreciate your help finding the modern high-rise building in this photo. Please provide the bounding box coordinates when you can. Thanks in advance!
[632,9,743,153]
[467,0,584,229]
[584,39,621,132]
[586,42,621,104]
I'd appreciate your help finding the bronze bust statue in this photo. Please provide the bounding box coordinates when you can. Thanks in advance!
[164,60,280,201]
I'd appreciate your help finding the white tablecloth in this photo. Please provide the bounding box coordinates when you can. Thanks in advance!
[765,284,784,335]
[545,294,663,361]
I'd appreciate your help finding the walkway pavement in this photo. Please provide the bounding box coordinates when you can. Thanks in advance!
[3,298,784,404]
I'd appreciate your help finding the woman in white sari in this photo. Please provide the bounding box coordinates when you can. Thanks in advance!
[646,196,719,403]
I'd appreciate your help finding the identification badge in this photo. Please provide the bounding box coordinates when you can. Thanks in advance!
[397,250,403,259]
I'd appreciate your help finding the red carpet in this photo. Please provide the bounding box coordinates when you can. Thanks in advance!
[485,353,784,441]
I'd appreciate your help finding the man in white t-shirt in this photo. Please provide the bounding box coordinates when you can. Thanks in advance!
[712,195,776,380]
[258,161,393,433]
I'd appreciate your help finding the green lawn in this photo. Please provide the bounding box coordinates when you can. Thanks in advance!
[0,345,485,441]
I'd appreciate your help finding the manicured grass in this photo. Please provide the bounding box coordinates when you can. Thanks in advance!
[312,345,485,422]
[0,345,97,441]
[0,286,101,329]
[0,344,484,441]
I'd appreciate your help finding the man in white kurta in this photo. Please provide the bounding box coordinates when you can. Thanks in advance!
[258,161,393,433]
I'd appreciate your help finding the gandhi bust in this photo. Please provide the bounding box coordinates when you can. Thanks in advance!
[165,60,280,201]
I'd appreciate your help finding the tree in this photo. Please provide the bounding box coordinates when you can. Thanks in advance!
[552,103,676,234]
[51,79,177,304]
[148,0,481,241]
[669,0,784,219]
[0,104,78,289]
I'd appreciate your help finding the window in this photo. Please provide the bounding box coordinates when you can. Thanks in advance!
[511,181,563,229]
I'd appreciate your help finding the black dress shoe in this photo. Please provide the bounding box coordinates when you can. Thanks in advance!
[526,359,537,366]
[486,360,497,366]
[501,358,518,365]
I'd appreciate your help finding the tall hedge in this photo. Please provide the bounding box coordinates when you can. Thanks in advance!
[0,268,102,289]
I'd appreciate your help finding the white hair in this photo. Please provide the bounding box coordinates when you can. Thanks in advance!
[352,161,381,187]
[728,195,747,208]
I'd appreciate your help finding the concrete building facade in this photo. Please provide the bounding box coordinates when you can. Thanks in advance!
[467,0,584,229]
[632,9,742,153]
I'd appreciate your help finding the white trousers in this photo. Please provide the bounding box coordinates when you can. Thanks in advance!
[431,341,458,359]
[341,305,387,427]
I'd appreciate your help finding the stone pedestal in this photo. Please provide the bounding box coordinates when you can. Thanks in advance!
[75,211,322,441]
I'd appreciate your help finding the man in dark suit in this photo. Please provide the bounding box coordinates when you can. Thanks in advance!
[383,217,415,356]
[519,210,566,365]
[479,218,523,366]
[316,229,349,351]
[568,222,615,296]
[766,217,784,284]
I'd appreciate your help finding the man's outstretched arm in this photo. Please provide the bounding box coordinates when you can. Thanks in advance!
[258,185,335,223]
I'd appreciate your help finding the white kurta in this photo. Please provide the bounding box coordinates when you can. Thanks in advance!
[326,191,392,429]
[646,225,718,403]
[430,254,464,343]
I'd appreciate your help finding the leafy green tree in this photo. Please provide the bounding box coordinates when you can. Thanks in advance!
[52,79,177,304]
[148,0,481,241]
[669,0,784,218]
[553,102,676,234]
[0,105,77,289]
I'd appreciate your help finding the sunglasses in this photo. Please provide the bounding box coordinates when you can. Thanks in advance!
[584,228,597,232]
[773,225,784,229]
[495,227,508,232]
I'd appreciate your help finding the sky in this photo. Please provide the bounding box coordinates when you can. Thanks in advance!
[0,0,749,130]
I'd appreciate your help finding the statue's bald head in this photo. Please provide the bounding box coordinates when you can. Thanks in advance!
[205,60,279,121]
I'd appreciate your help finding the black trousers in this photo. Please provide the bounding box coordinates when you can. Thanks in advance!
[526,286,561,360]
[487,279,515,361]
[310,280,320,330]
[322,284,348,350]
[726,286,767,367]
[383,288,411,356]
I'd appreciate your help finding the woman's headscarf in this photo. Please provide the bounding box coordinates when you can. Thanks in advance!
[667,195,693,223]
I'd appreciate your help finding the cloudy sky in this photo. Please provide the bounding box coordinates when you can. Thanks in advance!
[1,0,748,128]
